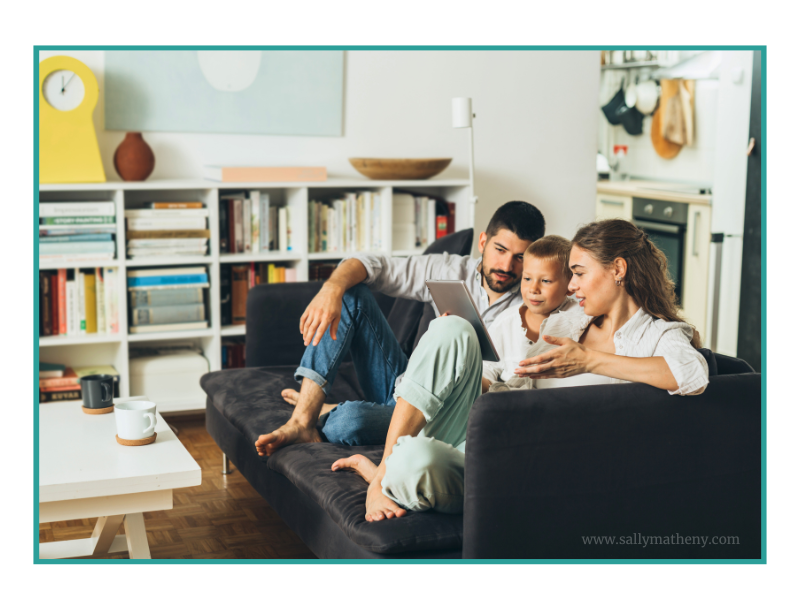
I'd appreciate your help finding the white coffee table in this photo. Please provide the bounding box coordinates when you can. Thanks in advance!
[38,400,202,559]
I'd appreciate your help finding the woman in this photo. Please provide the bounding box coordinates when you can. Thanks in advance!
[509,219,708,395]
[335,219,708,522]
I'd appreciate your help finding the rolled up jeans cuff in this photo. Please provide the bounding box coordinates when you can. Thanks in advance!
[294,366,330,396]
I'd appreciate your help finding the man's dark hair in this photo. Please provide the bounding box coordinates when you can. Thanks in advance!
[485,201,546,243]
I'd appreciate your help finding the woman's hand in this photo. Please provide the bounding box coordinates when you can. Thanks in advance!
[514,335,594,379]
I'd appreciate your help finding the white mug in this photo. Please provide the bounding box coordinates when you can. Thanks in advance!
[115,397,157,440]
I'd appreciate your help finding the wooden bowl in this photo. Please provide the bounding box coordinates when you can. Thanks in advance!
[348,158,452,180]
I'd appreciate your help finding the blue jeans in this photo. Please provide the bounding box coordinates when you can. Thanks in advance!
[294,284,408,446]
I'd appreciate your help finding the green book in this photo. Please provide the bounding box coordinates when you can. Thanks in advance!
[40,216,116,225]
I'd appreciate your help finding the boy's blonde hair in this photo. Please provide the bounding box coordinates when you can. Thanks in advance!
[524,235,573,281]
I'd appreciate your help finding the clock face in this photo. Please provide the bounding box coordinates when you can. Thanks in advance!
[42,69,85,111]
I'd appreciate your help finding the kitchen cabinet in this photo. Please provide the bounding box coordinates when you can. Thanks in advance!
[596,193,633,221]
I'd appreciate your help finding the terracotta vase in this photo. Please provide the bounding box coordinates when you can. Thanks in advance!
[113,132,155,181]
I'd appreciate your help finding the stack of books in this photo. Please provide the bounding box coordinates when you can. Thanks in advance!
[127,267,209,333]
[309,262,339,282]
[392,193,455,251]
[38,364,120,402]
[308,191,382,253]
[220,191,293,254]
[125,202,210,258]
[39,202,117,262]
[221,338,246,369]
[219,263,297,326]
[39,267,120,337]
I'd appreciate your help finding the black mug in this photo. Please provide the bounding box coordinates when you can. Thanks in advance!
[81,374,114,409]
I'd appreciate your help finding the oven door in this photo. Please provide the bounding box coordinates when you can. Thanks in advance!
[632,219,686,304]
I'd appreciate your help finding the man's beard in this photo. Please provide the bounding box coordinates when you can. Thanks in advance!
[480,255,519,294]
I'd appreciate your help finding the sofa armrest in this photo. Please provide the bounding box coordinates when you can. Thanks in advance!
[462,374,761,559]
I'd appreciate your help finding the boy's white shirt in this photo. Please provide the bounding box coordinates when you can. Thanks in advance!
[482,296,581,385]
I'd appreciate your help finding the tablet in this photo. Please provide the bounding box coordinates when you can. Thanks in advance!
[425,280,501,362]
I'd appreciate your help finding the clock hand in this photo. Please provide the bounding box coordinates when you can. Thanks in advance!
[61,75,65,94]
[63,73,76,92]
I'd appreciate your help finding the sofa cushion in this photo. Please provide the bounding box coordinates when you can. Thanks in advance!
[200,365,464,554]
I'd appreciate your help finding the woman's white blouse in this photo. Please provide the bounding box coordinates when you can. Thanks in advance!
[493,307,709,396]
[482,297,581,384]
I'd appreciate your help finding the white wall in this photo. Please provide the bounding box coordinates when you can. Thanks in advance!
[39,50,601,252]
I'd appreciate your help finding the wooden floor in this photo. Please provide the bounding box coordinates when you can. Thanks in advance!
[38,414,317,560]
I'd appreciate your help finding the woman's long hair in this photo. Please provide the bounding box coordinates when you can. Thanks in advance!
[572,219,701,348]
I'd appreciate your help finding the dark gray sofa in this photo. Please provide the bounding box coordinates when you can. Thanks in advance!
[200,230,762,559]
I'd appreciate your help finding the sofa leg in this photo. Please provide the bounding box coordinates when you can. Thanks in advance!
[222,453,232,475]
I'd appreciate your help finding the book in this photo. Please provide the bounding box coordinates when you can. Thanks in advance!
[259,195,271,251]
[128,274,209,287]
[285,268,297,282]
[203,165,327,183]
[130,287,205,308]
[219,199,229,253]
[39,234,113,243]
[39,362,66,378]
[250,191,260,254]
[124,208,209,218]
[126,217,207,231]
[132,303,206,326]
[40,388,82,402]
[427,199,437,247]
[126,230,210,239]
[243,198,252,253]
[78,271,86,334]
[66,274,77,335]
[150,202,204,209]
[57,269,67,335]
[129,321,209,334]
[95,267,106,334]
[220,264,232,326]
[39,241,116,255]
[40,216,115,225]
[269,206,278,250]
[41,273,52,336]
[446,201,456,234]
[50,272,59,335]
[279,207,288,252]
[128,267,208,277]
[39,365,119,389]
[39,225,117,234]
[436,215,448,239]
[233,199,243,253]
[39,202,116,217]
[84,271,97,334]
[232,265,249,325]
[127,238,208,248]
[104,267,119,333]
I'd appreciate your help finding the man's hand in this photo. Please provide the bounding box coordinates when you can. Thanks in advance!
[299,282,345,346]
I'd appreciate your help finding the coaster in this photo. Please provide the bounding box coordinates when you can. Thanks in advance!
[82,405,114,415]
[116,433,157,446]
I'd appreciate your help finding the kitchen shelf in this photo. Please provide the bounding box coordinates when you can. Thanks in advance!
[601,61,662,70]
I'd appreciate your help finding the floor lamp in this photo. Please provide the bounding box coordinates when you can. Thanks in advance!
[452,97,477,230]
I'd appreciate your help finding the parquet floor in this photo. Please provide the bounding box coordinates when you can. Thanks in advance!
[38,414,317,560]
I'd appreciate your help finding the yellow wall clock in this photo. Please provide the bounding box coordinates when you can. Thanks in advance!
[39,56,106,183]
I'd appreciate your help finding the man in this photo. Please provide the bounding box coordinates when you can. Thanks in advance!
[255,201,546,457]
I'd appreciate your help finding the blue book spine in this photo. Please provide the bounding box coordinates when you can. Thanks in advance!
[39,241,116,254]
[39,234,114,243]
[127,274,209,287]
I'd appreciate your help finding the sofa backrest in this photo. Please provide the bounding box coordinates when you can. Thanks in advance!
[385,228,474,357]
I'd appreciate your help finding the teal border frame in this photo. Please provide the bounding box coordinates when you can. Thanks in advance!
[33,45,766,565]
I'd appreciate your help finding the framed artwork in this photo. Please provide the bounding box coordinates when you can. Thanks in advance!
[104,50,344,136]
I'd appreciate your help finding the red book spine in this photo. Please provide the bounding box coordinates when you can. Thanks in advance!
[50,273,59,334]
[58,269,67,335]
[436,216,448,239]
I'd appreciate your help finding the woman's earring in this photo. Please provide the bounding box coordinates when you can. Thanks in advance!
[615,279,623,286]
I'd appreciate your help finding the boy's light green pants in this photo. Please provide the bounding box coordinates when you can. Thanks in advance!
[381,315,483,514]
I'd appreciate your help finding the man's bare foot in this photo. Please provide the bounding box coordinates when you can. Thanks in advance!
[331,454,378,484]
[255,420,322,457]
[281,389,336,415]
[365,482,407,522]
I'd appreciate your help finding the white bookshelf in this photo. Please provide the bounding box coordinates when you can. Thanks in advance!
[38,177,472,413]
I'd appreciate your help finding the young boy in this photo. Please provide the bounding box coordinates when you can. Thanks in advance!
[482,235,579,392]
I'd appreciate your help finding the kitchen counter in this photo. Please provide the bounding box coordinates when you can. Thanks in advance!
[597,180,712,206]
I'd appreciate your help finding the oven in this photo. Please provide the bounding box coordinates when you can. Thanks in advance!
[632,197,688,304]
